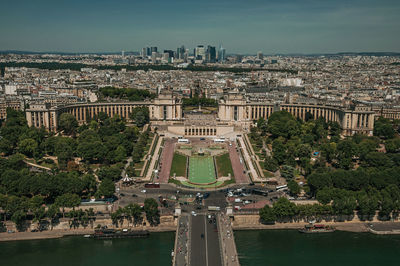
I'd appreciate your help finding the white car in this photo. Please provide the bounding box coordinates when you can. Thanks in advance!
[191,211,197,216]
[141,190,146,193]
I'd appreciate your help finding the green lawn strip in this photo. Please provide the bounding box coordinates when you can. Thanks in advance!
[215,153,234,177]
[134,161,145,169]
[263,170,274,178]
[188,156,215,183]
[170,152,187,177]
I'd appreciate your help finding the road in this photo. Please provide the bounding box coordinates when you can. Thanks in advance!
[190,214,222,266]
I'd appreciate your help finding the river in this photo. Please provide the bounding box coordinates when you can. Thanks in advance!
[235,230,400,266]
[0,232,175,266]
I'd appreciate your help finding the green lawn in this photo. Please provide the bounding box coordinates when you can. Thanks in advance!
[170,152,187,177]
[188,156,216,184]
[215,153,234,177]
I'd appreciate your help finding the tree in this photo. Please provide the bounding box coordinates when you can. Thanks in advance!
[129,107,150,127]
[259,205,276,224]
[264,156,279,172]
[11,210,26,231]
[272,197,298,222]
[287,180,301,196]
[144,198,159,226]
[18,138,38,157]
[54,193,81,217]
[267,111,300,139]
[374,117,395,139]
[46,204,60,230]
[125,203,143,226]
[96,178,115,198]
[58,113,78,135]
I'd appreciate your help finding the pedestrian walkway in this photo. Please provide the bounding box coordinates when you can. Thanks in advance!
[143,136,163,181]
[237,137,260,182]
[158,139,176,183]
[218,214,240,266]
[173,215,189,266]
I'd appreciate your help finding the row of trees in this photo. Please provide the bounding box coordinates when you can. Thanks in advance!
[182,96,218,107]
[260,193,400,224]
[111,199,160,227]
[99,87,156,101]
[0,192,89,231]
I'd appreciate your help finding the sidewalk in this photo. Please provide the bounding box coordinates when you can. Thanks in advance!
[218,214,240,266]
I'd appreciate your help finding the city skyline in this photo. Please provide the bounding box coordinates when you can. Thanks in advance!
[0,0,399,54]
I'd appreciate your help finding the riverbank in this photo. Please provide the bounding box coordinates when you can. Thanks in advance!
[232,214,400,234]
[0,224,176,242]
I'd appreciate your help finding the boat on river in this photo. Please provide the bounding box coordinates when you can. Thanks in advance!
[90,228,150,239]
[299,224,335,233]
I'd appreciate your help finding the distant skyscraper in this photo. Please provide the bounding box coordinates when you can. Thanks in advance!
[141,48,147,57]
[195,45,205,60]
[177,45,185,59]
[257,51,263,60]
[151,46,158,53]
[206,45,216,63]
[121,50,125,58]
[163,50,174,58]
[151,52,158,63]
[184,49,189,62]
[218,45,226,63]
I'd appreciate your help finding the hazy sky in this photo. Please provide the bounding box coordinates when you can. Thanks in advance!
[0,0,399,54]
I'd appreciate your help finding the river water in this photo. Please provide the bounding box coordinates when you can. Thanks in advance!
[2,230,400,266]
[0,232,175,266]
[235,230,400,266]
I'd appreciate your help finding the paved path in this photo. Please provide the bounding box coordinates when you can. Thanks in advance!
[238,137,260,182]
[218,214,240,266]
[159,139,176,183]
[228,141,249,185]
[144,136,163,181]
[174,215,190,266]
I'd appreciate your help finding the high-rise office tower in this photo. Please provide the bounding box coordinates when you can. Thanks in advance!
[195,45,205,60]
[177,45,185,59]
[151,52,158,63]
[146,47,151,56]
[121,50,125,58]
[141,48,147,57]
[206,45,216,63]
[218,45,226,63]
[257,51,264,60]
[151,46,158,53]
[184,49,189,62]
[163,50,174,58]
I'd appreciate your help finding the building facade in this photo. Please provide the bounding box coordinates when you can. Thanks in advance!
[25,91,378,136]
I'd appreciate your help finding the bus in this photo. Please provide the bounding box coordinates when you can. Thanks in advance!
[144,183,160,188]
[276,185,288,191]
[178,138,190,143]
[214,138,225,143]
[208,206,221,211]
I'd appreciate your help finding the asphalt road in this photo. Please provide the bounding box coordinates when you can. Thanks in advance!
[190,214,222,266]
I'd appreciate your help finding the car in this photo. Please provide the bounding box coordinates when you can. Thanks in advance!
[196,206,202,210]
[203,192,210,199]
[131,194,138,197]
[120,193,125,197]
[141,190,146,193]
[200,137,205,140]
[31,229,39,232]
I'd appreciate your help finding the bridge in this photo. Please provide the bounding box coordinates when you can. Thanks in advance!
[173,210,239,266]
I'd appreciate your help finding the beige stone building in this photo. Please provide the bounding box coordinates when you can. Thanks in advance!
[25,91,377,136]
